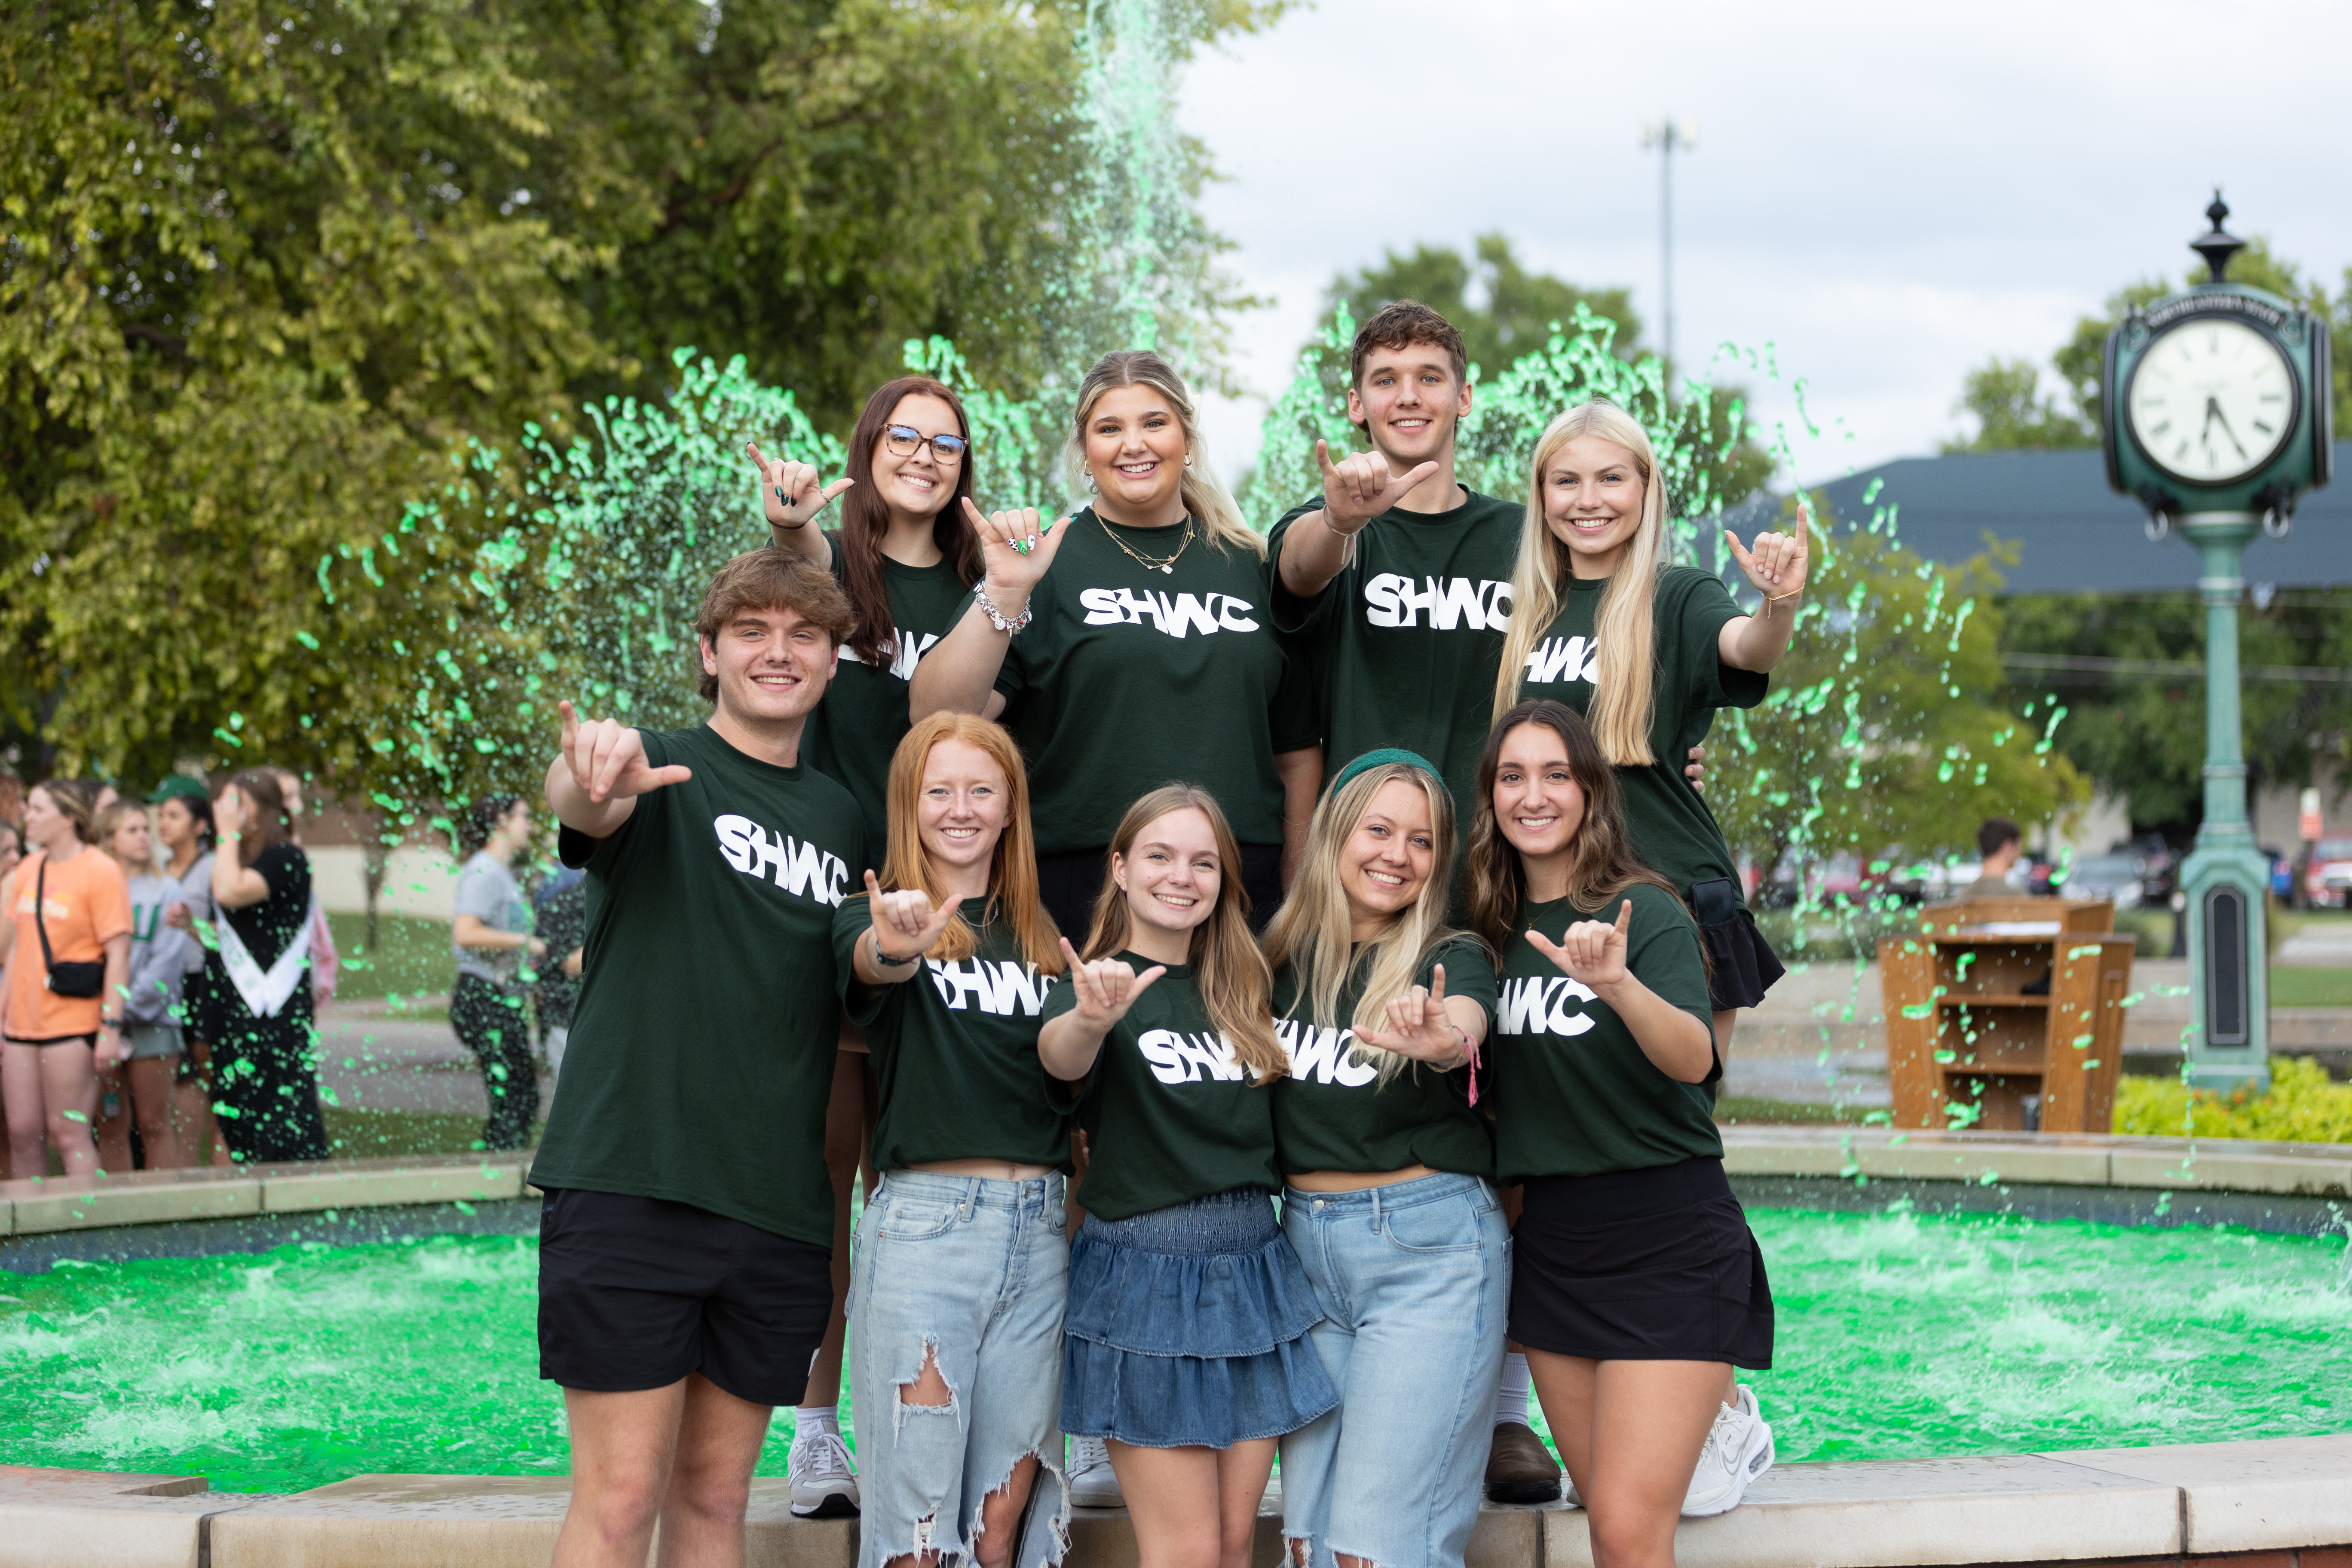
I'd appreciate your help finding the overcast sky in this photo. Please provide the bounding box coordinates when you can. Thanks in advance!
[1177,0,2352,492]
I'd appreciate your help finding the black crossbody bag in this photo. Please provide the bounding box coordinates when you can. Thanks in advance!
[34,856,107,998]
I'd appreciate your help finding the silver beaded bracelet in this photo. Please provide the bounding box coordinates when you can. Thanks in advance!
[974,581,1033,635]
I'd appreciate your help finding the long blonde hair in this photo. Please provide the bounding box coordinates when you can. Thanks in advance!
[1082,784,1285,1081]
[1491,401,1669,765]
[879,713,1063,972]
[1066,351,1263,559]
[1260,762,1468,1084]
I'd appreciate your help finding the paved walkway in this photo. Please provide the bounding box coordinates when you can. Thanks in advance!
[314,1003,550,1118]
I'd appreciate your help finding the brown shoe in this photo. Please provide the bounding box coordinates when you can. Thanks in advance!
[1485,1420,1563,1504]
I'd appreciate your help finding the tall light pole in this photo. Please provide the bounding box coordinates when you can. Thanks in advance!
[1640,116,1697,385]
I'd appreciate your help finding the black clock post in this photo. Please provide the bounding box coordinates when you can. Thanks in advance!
[2101,194,2333,1093]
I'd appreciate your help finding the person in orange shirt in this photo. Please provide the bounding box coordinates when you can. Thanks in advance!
[1,779,134,1179]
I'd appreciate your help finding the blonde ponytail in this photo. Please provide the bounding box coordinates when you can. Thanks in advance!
[1490,402,1669,766]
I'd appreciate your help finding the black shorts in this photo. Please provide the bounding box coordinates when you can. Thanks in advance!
[1037,842,1284,937]
[537,1187,834,1406]
[1687,882,1785,1014]
[1509,1156,1773,1370]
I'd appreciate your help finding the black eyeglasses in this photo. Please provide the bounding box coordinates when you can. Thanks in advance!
[883,425,969,464]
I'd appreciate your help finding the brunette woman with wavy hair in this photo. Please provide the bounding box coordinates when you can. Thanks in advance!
[834,711,1073,1568]
[744,375,987,1515]
[1475,701,1777,1560]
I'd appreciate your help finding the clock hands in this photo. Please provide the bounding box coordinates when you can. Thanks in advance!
[2200,396,2249,462]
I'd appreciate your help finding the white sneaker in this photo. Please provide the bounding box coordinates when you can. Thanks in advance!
[788,1428,861,1519]
[1066,1434,1124,1508]
[1681,1384,1775,1518]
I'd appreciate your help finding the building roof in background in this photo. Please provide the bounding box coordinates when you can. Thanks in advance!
[1738,444,2352,594]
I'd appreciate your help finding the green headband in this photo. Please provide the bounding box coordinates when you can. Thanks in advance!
[1328,748,1445,799]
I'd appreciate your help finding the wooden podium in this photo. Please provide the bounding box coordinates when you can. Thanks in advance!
[1877,897,2136,1133]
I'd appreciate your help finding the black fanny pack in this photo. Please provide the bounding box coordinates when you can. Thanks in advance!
[35,856,107,998]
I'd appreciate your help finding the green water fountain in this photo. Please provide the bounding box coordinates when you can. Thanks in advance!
[2101,193,2334,1093]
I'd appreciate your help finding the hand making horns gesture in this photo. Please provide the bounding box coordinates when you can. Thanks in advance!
[1724,496,1812,603]
[865,870,962,964]
[745,441,854,530]
[1316,438,1441,536]
[559,700,694,804]
[1058,937,1165,1032]
[961,498,1070,597]
[1353,963,1470,1065]
[1527,899,1634,992]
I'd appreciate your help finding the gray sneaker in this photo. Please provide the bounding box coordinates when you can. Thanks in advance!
[788,1428,860,1519]
[1066,1434,1124,1508]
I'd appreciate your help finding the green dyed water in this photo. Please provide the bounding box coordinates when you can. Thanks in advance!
[3,1209,2346,1493]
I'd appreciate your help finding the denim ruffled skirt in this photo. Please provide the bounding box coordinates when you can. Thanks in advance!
[1062,1186,1338,1449]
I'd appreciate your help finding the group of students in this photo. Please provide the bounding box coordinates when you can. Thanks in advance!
[529,299,1811,1568]
[0,769,338,1179]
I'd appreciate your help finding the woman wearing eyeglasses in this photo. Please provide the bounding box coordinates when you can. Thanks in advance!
[745,376,986,1521]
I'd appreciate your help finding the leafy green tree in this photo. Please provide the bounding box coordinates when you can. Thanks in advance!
[1708,503,2089,880]
[1944,358,2095,451]
[1326,233,1641,384]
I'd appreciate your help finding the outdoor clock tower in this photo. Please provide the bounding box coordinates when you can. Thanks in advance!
[2102,193,2334,1093]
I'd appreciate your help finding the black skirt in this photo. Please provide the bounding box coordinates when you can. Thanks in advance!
[1509,1156,1773,1369]
[1699,904,1785,1013]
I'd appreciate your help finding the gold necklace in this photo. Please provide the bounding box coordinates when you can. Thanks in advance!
[1096,512,1194,575]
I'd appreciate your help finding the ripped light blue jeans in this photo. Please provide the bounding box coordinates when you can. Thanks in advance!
[849,1170,1071,1568]
[1277,1171,1510,1568]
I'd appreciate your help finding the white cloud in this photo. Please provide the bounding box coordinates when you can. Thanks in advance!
[1179,0,2352,491]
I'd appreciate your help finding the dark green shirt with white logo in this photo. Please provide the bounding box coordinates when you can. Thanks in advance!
[833,894,1071,1172]
[802,543,974,869]
[1268,488,1522,821]
[1046,959,1280,1221]
[531,725,867,1246]
[995,508,1318,853]
[1513,567,1766,908]
[1270,932,1500,1179]
[1491,882,1720,1183]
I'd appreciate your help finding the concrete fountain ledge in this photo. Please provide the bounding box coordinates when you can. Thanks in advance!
[5,1435,2351,1568]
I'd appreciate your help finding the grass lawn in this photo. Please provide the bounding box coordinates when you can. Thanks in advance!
[2270,967,2352,1008]
[1714,1096,1873,1126]
[325,913,458,1001]
[322,1106,545,1160]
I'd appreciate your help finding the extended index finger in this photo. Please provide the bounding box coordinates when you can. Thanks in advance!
[1315,438,1337,478]
[1615,899,1633,934]
[1428,963,1448,1005]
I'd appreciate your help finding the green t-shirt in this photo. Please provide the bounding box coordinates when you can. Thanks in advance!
[802,544,974,868]
[1491,881,1721,1183]
[832,894,1072,1172]
[1268,487,1522,821]
[1513,566,1766,907]
[530,725,867,1246]
[1046,958,1280,1221]
[1269,931,1500,1179]
[994,508,1318,852]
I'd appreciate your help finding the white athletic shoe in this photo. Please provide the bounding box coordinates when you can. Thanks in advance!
[1681,1384,1775,1518]
[1066,1435,1124,1508]
[788,1428,861,1519]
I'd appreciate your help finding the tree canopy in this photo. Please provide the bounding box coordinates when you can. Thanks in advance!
[0,0,1273,785]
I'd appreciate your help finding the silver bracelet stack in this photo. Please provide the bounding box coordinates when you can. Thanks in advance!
[974,581,1033,635]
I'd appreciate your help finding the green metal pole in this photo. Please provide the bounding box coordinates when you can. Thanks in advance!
[2177,512,2270,1094]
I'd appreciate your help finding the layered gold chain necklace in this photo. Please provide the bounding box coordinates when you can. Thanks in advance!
[1096,513,1194,576]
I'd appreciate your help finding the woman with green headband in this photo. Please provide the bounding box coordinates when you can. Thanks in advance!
[1259,748,1504,1568]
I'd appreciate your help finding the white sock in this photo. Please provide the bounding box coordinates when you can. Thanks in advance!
[1494,1353,1534,1428]
[794,1405,839,1442]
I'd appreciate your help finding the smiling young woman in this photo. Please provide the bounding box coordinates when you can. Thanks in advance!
[1257,751,1506,1568]
[909,352,1323,939]
[1038,785,1335,1568]
[1470,701,1776,1563]
[1492,402,1807,1066]
[831,713,1073,1568]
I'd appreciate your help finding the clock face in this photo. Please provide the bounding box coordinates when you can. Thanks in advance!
[2126,316,2297,485]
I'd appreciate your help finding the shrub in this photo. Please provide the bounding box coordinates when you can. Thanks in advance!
[2113,1056,2352,1144]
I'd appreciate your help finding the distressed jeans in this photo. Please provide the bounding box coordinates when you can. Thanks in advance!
[849,1170,1071,1568]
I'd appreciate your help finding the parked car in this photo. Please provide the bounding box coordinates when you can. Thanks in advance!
[2113,833,2179,902]
[2061,853,2147,910]
[2263,846,2294,899]
[2306,837,2352,908]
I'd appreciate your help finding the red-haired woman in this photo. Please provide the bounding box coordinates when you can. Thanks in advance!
[746,376,985,1517]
